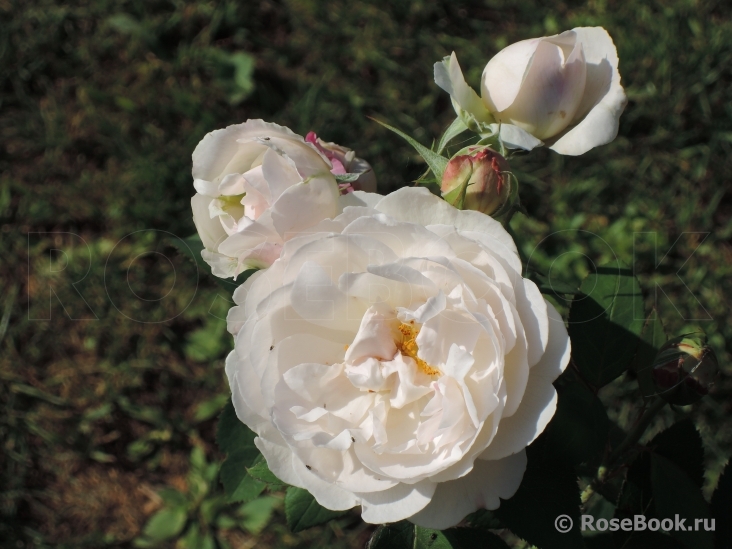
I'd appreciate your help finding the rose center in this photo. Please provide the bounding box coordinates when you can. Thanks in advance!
[396,323,441,376]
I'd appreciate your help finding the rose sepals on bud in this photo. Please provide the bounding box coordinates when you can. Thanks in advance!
[440,145,518,220]
[651,331,719,406]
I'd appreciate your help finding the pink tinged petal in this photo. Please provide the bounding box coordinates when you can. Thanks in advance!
[434,52,493,123]
[549,27,626,155]
[481,38,542,113]
[241,164,272,202]
[479,302,570,460]
[329,157,348,175]
[408,451,527,529]
[498,39,587,140]
[191,194,227,251]
[270,178,340,240]
[357,481,436,524]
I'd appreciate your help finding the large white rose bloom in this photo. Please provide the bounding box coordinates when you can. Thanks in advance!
[191,120,340,278]
[435,27,626,155]
[225,187,570,528]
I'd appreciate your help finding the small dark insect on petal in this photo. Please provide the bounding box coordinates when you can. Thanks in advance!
[270,345,274,351]
[351,437,356,443]
[305,465,312,470]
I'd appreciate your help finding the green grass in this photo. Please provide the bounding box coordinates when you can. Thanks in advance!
[1,0,731,547]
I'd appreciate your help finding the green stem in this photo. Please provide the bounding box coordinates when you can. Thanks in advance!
[580,397,667,505]
[606,397,667,466]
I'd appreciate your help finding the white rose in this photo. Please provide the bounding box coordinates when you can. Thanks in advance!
[225,187,570,528]
[190,120,340,278]
[435,27,626,155]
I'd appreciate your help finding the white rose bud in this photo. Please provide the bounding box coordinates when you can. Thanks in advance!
[190,120,340,278]
[225,187,570,528]
[305,132,378,193]
[435,27,627,155]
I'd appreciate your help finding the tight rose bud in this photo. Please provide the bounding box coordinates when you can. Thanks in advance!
[305,132,377,193]
[651,332,719,405]
[440,146,516,218]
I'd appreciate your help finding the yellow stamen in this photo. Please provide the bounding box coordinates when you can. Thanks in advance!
[396,323,441,376]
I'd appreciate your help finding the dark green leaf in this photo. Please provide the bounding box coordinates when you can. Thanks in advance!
[649,419,704,488]
[142,507,187,541]
[494,445,584,549]
[651,454,714,549]
[217,400,256,456]
[222,464,266,503]
[539,369,610,466]
[246,457,288,487]
[427,528,511,549]
[436,117,469,154]
[466,509,503,530]
[284,487,348,533]
[217,401,263,501]
[530,271,581,297]
[368,521,510,549]
[371,118,449,181]
[368,521,415,549]
[711,461,732,549]
[568,260,645,387]
[633,309,668,400]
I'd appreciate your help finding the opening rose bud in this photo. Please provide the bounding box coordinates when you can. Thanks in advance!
[651,332,719,406]
[440,146,515,218]
[305,132,377,193]
[435,27,626,155]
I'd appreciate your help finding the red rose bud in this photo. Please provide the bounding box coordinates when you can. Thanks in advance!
[440,146,516,218]
[651,332,719,405]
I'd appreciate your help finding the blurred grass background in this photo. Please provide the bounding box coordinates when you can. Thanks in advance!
[1,0,731,547]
